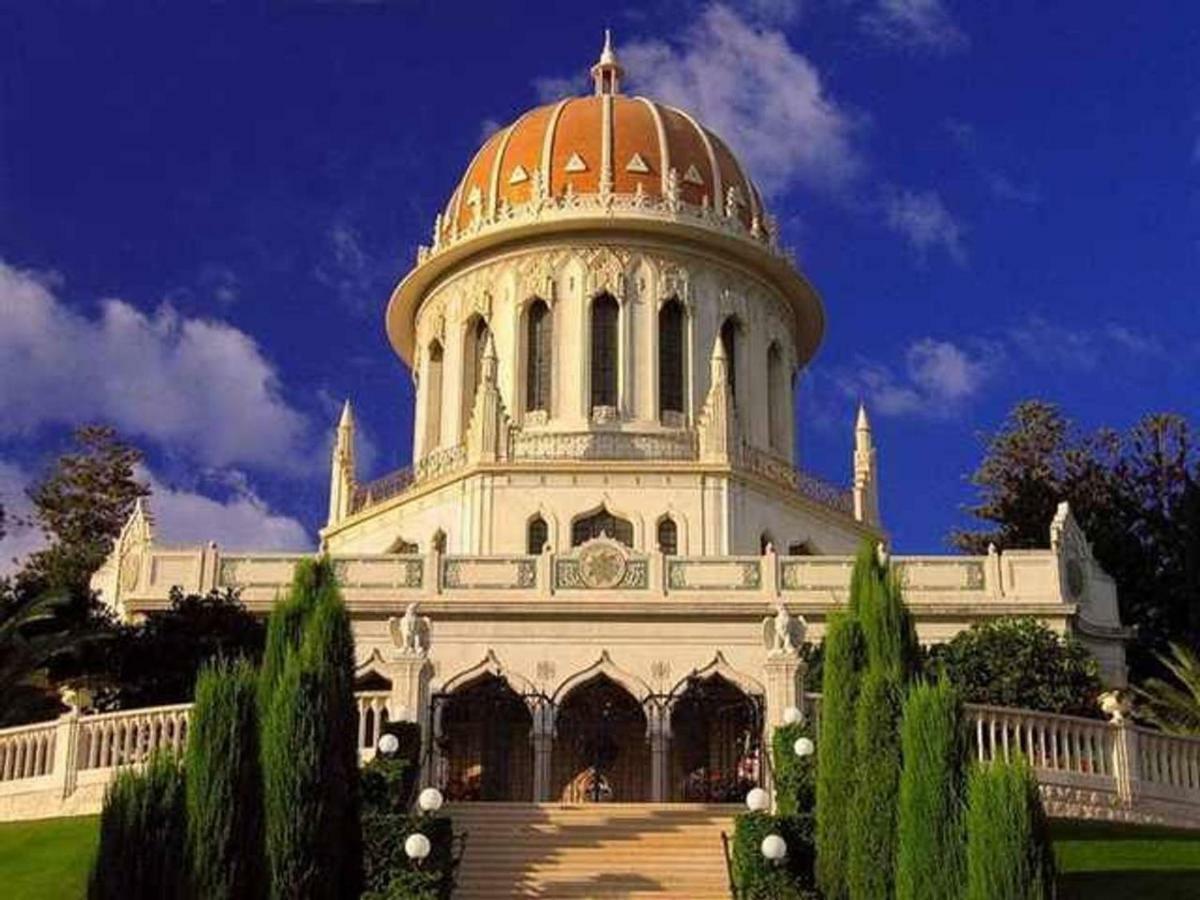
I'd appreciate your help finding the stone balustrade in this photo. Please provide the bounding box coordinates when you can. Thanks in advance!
[110,543,1079,617]
[5,694,1200,826]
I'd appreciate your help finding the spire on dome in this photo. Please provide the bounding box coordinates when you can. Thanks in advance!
[591,29,624,95]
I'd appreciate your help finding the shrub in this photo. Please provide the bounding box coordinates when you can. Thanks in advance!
[932,616,1101,716]
[362,814,455,900]
[846,666,903,900]
[815,612,864,900]
[731,811,818,900]
[964,757,1054,900]
[88,751,188,899]
[361,722,424,814]
[772,720,816,817]
[186,657,265,900]
[896,680,967,900]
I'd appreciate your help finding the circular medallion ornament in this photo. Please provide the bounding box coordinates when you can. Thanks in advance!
[578,542,627,589]
[1066,558,1085,600]
[120,551,142,592]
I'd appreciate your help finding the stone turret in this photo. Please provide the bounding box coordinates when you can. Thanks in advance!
[327,400,357,528]
[852,403,880,526]
[698,337,740,463]
[466,332,509,463]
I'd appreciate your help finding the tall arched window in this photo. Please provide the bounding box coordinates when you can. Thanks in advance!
[571,507,633,547]
[424,340,444,452]
[656,517,678,555]
[759,532,773,555]
[527,516,548,555]
[525,300,552,414]
[658,299,685,418]
[767,342,784,453]
[462,317,491,431]
[590,293,619,412]
[720,317,739,403]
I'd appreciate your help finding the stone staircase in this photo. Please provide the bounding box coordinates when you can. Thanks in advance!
[448,802,737,899]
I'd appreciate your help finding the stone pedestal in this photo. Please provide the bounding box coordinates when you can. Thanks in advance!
[763,653,807,728]
[386,652,431,723]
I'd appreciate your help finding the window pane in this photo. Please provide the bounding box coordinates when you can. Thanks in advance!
[659,301,684,415]
[591,294,619,409]
[528,517,548,555]
[657,519,678,555]
[526,301,551,412]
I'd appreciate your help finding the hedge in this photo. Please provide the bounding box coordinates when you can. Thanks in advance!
[731,811,818,900]
[965,757,1054,900]
[772,720,816,817]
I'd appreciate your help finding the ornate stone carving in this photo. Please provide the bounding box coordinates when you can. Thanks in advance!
[388,602,431,655]
[763,602,805,656]
[577,540,627,588]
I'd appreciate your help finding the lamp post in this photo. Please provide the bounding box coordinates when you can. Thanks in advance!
[793,736,814,759]
[404,832,431,866]
[761,833,787,864]
[418,786,444,814]
[781,705,802,726]
[745,786,770,813]
[377,732,400,757]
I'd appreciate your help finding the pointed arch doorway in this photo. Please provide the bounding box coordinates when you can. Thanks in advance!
[551,674,651,803]
[438,674,533,802]
[668,674,762,803]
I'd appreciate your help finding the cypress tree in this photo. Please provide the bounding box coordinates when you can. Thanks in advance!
[965,758,1054,900]
[258,558,327,708]
[847,665,904,900]
[186,657,266,900]
[815,612,865,900]
[896,681,967,900]
[261,557,362,899]
[88,752,188,900]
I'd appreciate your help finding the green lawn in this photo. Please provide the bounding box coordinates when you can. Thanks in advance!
[3,813,1200,899]
[0,816,98,900]
[1051,819,1200,900]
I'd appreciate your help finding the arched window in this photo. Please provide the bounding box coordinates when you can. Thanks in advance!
[788,540,813,556]
[424,340,444,451]
[432,530,447,554]
[720,317,739,403]
[527,516,548,555]
[767,342,784,453]
[590,293,619,412]
[658,299,685,418]
[571,508,633,547]
[656,517,678,555]
[387,537,419,554]
[759,532,773,555]
[462,317,491,430]
[526,300,552,414]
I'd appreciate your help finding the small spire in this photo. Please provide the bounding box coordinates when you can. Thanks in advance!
[481,331,498,384]
[591,29,624,95]
[855,402,872,451]
[339,398,355,430]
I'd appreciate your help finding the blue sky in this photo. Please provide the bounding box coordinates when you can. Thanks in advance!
[1,1,1198,566]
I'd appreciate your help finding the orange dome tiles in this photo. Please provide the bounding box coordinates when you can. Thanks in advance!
[550,98,602,196]
[439,90,764,241]
[612,96,662,195]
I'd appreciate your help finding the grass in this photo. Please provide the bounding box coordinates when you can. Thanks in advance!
[0,816,98,899]
[3,812,1200,898]
[1051,818,1200,900]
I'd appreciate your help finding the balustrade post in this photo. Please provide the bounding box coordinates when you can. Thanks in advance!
[762,543,778,598]
[538,549,554,598]
[1111,719,1139,807]
[50,710,81,800]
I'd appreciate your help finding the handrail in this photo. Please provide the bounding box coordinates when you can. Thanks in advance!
[720,830,741,900]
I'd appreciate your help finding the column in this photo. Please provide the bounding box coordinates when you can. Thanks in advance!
[530,701,555,802]
[647,704,671,802]
[763,653,807,729]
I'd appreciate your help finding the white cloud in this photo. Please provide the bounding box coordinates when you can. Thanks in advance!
[836,337,998,418]
[619,4,864,196]
[0,260,312,472]
[985,172,1040,205]
[534,75,581,103]
[861,0,968,53]
[143,468,311,552]
[884,188,965,262]
[0,459,309,576]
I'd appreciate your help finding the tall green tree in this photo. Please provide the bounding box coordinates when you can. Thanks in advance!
[1135,642,1200,735]
[261,558,362,899]
[955,401,1200,680]
[20,425,149,597]
[896,681,967,900]
[186,658,266,900]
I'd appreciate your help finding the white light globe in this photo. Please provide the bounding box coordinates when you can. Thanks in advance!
[377,733,400,755]
[782,706,802,725]
[418,787,444,813]
[794,737,815,758]
[761,833,787,863]
[745,787,770,812]
[404,833,431,861]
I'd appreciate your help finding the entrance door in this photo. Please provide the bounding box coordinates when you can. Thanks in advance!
[551,674,650,802]
[440,675,533,801]
[669,674,761,802]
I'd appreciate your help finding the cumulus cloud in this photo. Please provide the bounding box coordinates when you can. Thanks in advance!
[619,4,864,196]
[860,0,968,53]
[0,459,309,576]
[884,188,965,262]
[0,261,312,472]
[1008,316,1168,370]
[836,338,999,418]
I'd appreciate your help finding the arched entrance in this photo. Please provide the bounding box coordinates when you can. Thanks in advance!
[552,674,650,802]
[439,674,533,802]
[669,674,761,802]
